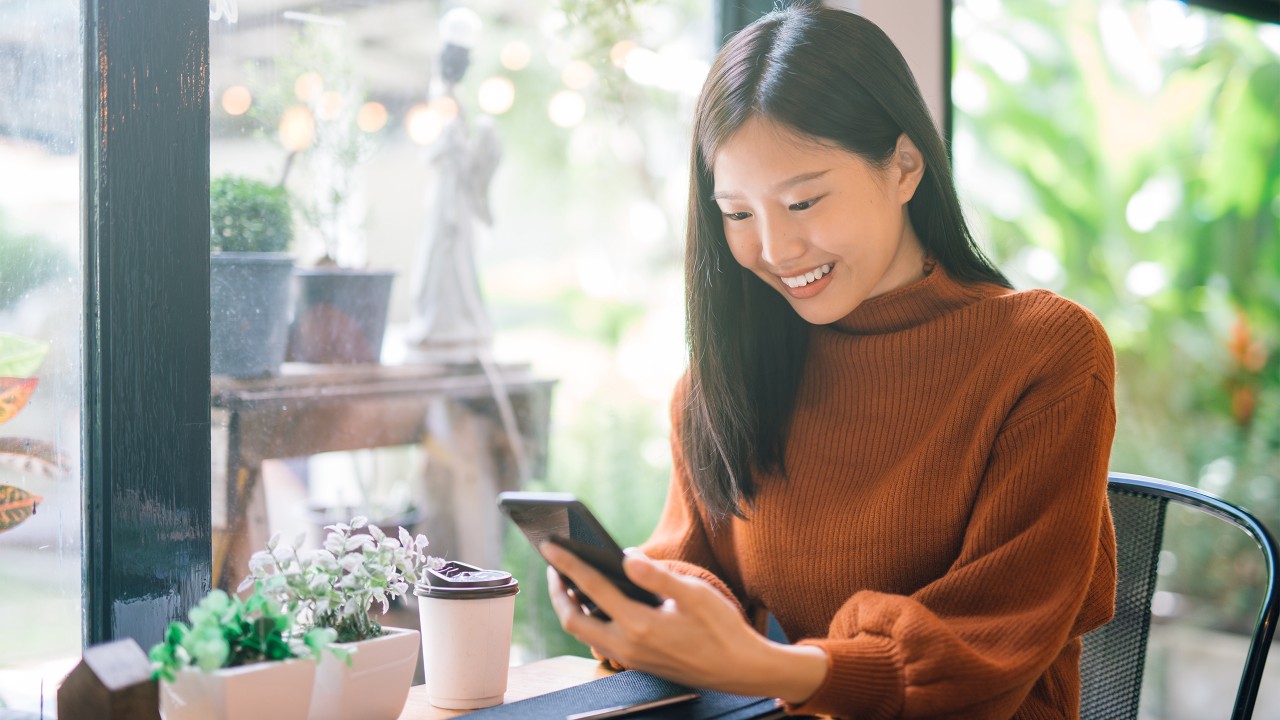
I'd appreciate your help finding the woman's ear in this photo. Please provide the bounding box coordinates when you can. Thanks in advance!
[893,133,926,203]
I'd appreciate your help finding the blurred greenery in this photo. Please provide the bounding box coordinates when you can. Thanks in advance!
[209,175,294,253]
[0,210,71,311]
[954,0,1278,633]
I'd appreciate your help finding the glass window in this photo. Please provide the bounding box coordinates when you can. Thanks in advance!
[0,0,84,712]
[953,0,1280,713]
[210,0,710,662]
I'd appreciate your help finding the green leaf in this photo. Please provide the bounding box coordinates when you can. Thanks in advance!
[0,483,42,532]
[0,334,48,378]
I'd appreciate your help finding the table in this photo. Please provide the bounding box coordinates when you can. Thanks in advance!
[398,656,615,719]
[210,362,555,590]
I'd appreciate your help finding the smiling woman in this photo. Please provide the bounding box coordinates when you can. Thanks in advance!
[711,117,928,323]
[545,6,1120,719]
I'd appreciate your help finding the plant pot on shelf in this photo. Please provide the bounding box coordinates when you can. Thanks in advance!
[160,658,316,720]
[210,252,295,377]
[308,626,421,720]
[287,267,394,364]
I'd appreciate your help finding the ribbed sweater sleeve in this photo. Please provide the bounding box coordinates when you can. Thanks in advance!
[787,362,1117,718]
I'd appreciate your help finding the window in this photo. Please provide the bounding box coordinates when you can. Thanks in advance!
[0,0,84,712]
[209,0,712,662]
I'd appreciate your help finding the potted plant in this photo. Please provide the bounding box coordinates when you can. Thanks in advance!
[149,588,336,720]
[265,25,395,366]
[239,517,440,720]
[209,175,296,377]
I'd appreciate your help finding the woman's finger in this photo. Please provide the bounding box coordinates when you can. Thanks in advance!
[542,542,641,621]
[622,552,693,601]
[546,566,613,646]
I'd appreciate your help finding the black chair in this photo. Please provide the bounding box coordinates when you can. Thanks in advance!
[1081,472,1279,720]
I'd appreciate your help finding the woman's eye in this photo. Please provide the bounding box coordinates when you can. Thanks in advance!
[723,211,752,221]
[790,196,822,211]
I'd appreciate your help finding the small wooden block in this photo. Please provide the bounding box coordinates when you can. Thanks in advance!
[57,638,160,720]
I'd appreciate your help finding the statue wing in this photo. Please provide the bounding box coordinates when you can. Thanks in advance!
[467,118,502,226]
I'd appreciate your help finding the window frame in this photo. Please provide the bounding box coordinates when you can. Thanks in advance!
[82,0,212,646]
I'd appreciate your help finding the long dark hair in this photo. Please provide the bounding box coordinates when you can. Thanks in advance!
[683,5,1011,522]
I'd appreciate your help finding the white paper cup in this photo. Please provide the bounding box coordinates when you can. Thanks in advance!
[415,561,520,710]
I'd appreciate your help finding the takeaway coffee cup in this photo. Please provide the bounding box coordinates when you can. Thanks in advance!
[414,561,520,710]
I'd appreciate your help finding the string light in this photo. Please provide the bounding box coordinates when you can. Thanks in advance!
[221,86,252,116]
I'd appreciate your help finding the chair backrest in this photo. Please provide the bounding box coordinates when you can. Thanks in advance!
[1081,472,1279,720]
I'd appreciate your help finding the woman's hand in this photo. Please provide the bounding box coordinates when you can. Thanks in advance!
[542,543,828,703]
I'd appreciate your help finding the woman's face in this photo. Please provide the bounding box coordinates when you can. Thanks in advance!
[711,117,927,325]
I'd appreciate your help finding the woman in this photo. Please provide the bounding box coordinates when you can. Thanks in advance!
[542,6,1116,718]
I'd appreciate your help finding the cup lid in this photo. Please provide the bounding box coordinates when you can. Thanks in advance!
[415,561,519,599]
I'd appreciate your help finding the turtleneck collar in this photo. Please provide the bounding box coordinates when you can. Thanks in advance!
[824,263,1010,336]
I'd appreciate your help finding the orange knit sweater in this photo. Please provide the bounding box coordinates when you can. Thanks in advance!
[643,266,1117,719]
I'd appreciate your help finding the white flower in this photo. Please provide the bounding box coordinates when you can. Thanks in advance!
[350,516,368,529]
[368,524,385,543]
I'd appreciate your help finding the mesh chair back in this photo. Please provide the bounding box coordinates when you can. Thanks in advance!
[1080,473,1279,720]
[1080,486,1166,720]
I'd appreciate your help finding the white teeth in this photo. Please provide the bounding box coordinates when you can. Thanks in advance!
[782,263,831,288]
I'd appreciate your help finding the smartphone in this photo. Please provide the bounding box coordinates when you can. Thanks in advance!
[497,491,661,619]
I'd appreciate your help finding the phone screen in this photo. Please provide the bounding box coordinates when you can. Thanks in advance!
[497,491,661,617]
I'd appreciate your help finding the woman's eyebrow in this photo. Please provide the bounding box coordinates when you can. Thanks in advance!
[711,169,831,201]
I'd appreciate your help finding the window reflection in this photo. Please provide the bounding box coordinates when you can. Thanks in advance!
[211,1,711,663]
[0,0,84,713]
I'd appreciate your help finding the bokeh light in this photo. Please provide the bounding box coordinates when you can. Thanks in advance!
[278,105,316,151]
[478,77,516,115]
[220,86,252,116]
[294,72,324,103]
[500,41,532,71]
[356,102,388,133]
[548,90,585,128]
[561,60,595,90]
[610,40,638,68]
[405,97,460,145]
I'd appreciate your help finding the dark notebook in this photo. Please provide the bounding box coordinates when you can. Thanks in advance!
[456,670,788,719]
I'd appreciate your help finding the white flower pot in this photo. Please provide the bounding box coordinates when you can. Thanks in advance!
[160,658,316,720]
[308,626,421,720]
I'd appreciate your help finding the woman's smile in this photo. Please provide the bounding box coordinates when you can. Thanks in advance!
[780,263,835,298]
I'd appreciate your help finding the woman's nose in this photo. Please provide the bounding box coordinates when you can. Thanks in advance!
[758,214,805,268]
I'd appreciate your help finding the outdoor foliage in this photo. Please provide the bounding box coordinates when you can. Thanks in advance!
[0,213,71,311]
[209,175,293,253]
[953,0,1279,631]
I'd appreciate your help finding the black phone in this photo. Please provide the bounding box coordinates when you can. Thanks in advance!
[497,491,661,619]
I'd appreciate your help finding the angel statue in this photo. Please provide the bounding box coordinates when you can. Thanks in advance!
[405,8,501,363]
